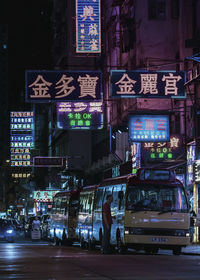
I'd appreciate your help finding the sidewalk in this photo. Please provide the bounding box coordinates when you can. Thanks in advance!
[182,244,200,255]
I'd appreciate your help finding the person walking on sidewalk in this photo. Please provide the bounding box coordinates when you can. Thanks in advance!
[102,194,115,254]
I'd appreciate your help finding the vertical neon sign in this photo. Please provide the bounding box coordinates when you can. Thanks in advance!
[76,0,101,53]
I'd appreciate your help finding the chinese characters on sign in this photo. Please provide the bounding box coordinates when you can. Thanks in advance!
[57,102,103,130]
[10,112,34,167]
[141,135,182,161]
[110,70,186,98]
[187,141,196,185]
[26,71,102,102]
[76,0,101,53]
[129,115,169,142]
[33,191,59,202]
[195,160,200,182]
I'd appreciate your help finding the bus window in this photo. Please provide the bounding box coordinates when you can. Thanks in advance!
[60,196,67,215]
[102,187,112,204]
[94,188,104,210]
[126,184,188,213]
[69,198,79,217]
[119,184,126,211]
[111,185,121,213]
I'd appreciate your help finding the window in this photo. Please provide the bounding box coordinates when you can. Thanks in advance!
[148,0,166,20]
[171,0,179,19]
[94,188,104,210]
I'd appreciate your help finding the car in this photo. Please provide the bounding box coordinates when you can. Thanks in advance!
[0,219,16,242]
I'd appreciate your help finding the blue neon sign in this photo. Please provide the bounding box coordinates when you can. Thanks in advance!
[129,115,170,142]
[76,0,101,53]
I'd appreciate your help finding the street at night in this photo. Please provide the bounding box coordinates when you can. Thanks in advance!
[1,0,200,279]
[0,241,200,280]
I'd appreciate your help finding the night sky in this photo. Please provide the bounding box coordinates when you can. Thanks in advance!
[8,0,53,110]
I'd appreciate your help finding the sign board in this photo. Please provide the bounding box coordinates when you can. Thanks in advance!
[141,135,182,161]
[10,112,34,167]
[195,160,200,182]
[76,0,101,53]
[129,115,170,142]
[110,70,186,98]
[33,191,59,202]
[187,141,196,186]
[33,157,66,167]
[57,102,103,130]
[26,71,102,102]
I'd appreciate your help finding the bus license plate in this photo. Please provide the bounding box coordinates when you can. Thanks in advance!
[151,237,168,243]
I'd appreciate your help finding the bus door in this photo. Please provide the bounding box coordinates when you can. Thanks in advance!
[93,187,104,242]
[110,184,126,244]
[68,195,79,240]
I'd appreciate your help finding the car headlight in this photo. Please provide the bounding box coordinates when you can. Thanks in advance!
[6,229,13,234]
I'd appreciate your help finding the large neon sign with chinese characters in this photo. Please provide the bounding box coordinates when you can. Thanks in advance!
[141,135,182,161]
[110,70,186,98]
[10,112,34,167]
[25,71,102,102]
[76,0,101,53]
[129,115,169,142]
[57,102,103,130]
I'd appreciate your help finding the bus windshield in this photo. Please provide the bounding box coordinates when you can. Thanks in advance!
[126,184,188,213]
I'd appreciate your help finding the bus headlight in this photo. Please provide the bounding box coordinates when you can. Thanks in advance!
[174,229,189,237]
[125,227,144,235]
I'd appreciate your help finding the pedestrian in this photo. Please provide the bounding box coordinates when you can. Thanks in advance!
[102,194,115,254]
[32,216,40,231]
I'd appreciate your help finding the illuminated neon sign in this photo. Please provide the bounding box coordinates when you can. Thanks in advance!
[33,190,59,202]
[141,135,182,161]
[76,0,101,53]
[129,115,169,142]
[10,112,34,167]
[110,70,186,98]
[26,71,102,102]
[187,141,196,186]
[57,102,103,129]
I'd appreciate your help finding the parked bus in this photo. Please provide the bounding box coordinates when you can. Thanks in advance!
[50,168,190,255]
[91,168,190,255]
[48,189,80,245]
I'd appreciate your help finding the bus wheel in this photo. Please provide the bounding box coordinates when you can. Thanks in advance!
[117,237,127,254]
[173,247,182,255]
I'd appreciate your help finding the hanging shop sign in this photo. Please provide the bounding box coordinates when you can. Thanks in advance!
[110,70,186,98]
[187,141,196,186]
[131,143,141,174]
[195,160,200,182]
[141,135,182,161]
[33,157,66,167]
[26,71,102,102]
[129,115,169,142]
[57,102,103,130]
[10,112,34,167]
[76,0,101,53]
[33,190,59,202]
